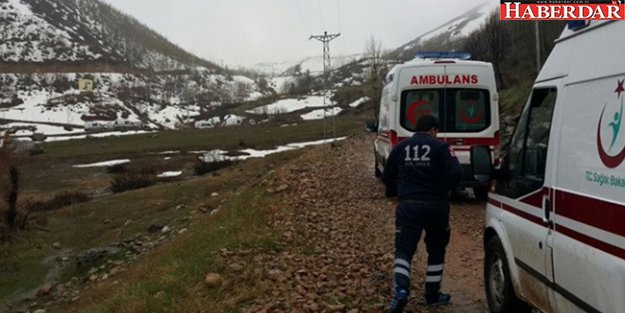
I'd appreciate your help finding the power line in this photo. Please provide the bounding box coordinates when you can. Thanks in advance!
[336,0,341,32]
[316,0,326,30]
[293,0,312,34]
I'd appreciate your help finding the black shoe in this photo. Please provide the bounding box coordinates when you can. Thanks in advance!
[390,289,408,313]
[425,292,451,306]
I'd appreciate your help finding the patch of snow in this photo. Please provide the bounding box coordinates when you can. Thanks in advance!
[199,137,348,162]
[247,95,332,115]
[157,171,182,178]
[349,97,369,108]
[300,107,343,121]
[73,159,130,168]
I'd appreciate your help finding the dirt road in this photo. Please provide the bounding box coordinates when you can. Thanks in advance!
[241,135,488,312]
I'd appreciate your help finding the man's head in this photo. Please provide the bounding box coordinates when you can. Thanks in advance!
[415,115,439,137]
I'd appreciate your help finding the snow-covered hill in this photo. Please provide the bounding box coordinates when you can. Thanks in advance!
[0,0,216,70]
[254,54,362,77]
[392,2,499,59]
[0,0,273,137]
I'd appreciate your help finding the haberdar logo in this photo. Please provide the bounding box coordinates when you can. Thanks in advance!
[597,79,625,168]
[500,0,625,20]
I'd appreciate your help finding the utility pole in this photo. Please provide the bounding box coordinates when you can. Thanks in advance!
[535,21,541,75]
[310,31,340,141]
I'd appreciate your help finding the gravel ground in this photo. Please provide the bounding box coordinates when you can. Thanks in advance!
[223,134,489,312]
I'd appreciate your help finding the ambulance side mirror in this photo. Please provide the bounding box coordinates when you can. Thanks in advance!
[471,146,492,183]
[365,119,378,133]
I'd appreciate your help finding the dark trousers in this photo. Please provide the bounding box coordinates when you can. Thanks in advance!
[393,200,450,297]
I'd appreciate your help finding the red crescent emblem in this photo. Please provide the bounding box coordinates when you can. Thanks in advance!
[407,100,431,126]
[460,106,483,124]
[597,105,625,168]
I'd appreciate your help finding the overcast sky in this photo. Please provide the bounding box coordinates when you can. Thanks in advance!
[102,0,494,68]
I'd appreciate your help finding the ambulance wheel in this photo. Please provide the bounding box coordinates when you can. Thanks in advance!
[473,186,489,201]
[485,236,532,313]
[374,160,382,178]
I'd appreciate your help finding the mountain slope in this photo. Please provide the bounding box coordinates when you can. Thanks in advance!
[0,0,217,71]
[0,0,272,136]
[390,2,499,60]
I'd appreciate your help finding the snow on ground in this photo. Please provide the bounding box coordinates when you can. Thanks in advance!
[44,130,152,142]
[2,123,81,136]
[157,171,183,178]
[247,95,332,115]
[349,97,369,108]
[199,136,348,163]
[223,114,245,126]
[300,107,343,121]
[73,159,130,168]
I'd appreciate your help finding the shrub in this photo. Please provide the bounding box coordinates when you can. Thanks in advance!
[111,173,156,193]
[105,163,128,174]
[194,159,233,176]
[24,191,92,213]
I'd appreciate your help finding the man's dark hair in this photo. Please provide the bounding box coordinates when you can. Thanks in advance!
[415,115,439,132]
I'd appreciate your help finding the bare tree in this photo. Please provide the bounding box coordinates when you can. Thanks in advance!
[364,36,384,120]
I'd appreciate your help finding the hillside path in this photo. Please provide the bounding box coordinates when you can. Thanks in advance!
[239,135,488,312]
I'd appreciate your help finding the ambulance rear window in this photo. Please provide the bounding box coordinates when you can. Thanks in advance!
[400,88,490,133]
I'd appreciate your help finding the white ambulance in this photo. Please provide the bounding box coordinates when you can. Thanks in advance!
[373,52,500,199]
[471,21,625,313]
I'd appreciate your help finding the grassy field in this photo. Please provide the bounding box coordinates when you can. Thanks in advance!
[41,118,363,159]
[0,113,367,310]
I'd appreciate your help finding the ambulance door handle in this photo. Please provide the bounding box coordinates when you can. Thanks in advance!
[543,197,554,228]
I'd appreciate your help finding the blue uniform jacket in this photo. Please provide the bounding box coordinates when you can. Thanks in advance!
[382,133,463,201]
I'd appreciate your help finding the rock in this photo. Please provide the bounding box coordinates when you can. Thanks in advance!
[103,219,112,224]
[88,275,98,281]
[123,219,132,226]
[230,263,244,272]
[178,228,188,234]
[211,192,219,197]
[198,207,209,213]
[52,242,61,249]
[326,303,346,311]
[161,226,171,234]
[210,209,220,216]
[34,309,46,313]
[154,291,166,299]
[147,224,164,233]
[176,205,185,210]
[88,267,98,275]
[76,247,121,270]
[36,284,54,297]
[204,273,222,288]
[276,184,289,192]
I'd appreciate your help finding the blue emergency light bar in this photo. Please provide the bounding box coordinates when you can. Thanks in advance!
[415,51,471,60]
[567,20,590,31]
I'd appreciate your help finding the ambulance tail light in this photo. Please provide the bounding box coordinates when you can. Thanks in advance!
[390,130,399,146]
[493,131,502,167]
[494,130,501,147]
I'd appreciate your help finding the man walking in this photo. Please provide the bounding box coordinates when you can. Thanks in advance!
[382,115,463,312]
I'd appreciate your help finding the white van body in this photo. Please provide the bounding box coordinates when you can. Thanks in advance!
[483,21,625,313]
[84,121,108,132]
[373,58,500,197]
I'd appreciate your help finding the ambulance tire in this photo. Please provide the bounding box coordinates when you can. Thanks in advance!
[473,186,489,201]
[485,236,532,313]
[374,160,382,178]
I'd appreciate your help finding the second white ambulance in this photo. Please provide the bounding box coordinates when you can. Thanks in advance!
[471,20,625,313]
[373,52,500,199]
